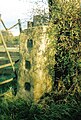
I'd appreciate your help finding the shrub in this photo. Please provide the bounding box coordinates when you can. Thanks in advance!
[47,0,81,91]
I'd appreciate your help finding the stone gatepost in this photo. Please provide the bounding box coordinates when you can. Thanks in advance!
[18,26,52,102]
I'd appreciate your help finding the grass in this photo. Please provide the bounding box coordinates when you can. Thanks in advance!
[0,92,81,120]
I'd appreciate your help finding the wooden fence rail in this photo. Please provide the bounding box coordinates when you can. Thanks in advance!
[0,78,13,85]
[0,62,15,69]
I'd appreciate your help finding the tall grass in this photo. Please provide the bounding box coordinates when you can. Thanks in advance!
[0,94,81,120]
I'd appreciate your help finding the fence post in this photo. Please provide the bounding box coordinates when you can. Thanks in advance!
[18,19,22,33]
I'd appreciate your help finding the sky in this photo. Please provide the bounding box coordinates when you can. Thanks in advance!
[0,0,48,36]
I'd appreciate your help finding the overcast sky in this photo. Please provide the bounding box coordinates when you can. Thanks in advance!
[0,0,48,36]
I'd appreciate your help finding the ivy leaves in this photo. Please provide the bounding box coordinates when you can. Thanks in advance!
[47,0,81,91]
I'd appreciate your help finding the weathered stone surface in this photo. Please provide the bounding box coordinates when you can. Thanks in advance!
[18,26,52,102]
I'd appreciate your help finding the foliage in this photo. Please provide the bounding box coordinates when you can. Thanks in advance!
[6,36,19,45]
[0,30,13,44]
[0,96,81,120]
[0,30,19,45]
[47,0,81,91]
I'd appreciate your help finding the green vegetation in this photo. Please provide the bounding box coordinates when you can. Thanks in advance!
[0,30,19,45]
[0,94,81,120]
[0,0,81,120]
[47,0,81,92]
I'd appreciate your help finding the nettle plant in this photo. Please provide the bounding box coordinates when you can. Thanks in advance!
[47,0,81,91]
